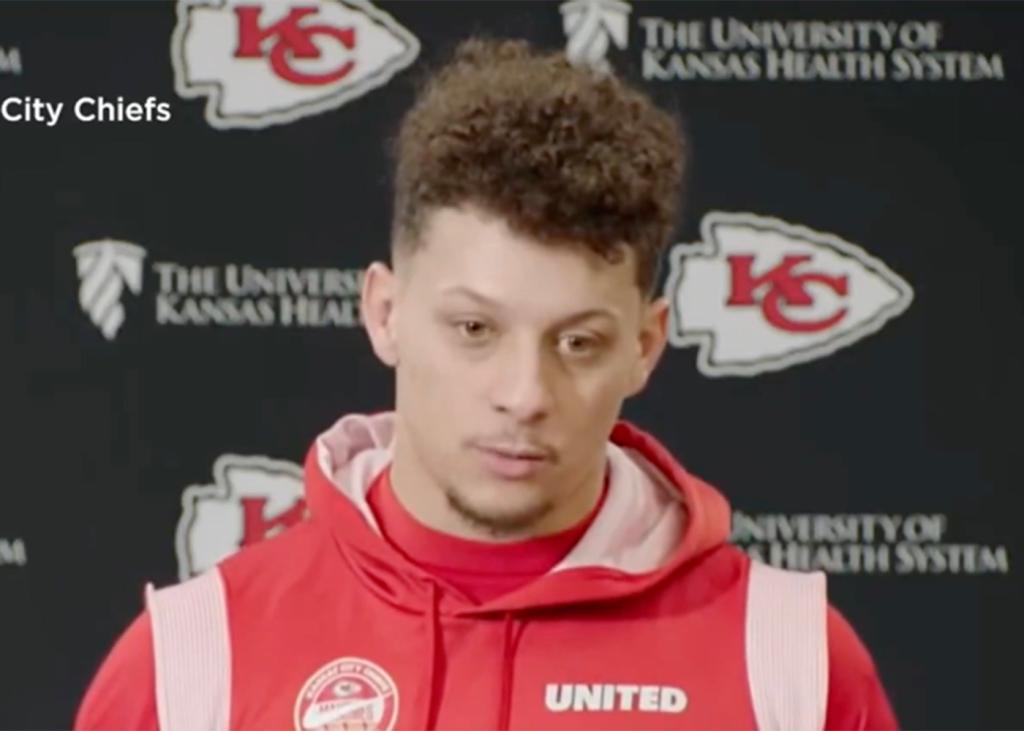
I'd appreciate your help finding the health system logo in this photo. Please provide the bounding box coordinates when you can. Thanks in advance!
[664,212,913,377]
[0,45,21,75]
[557,2,1006,82]
[73,239,147,342]
[0,537,27,567]
[560,0,631,73]
[72,238,366,338]
[732,511,1011,575]
[171,0,420,129]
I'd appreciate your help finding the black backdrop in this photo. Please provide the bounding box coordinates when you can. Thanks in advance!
[1,2,1021,729]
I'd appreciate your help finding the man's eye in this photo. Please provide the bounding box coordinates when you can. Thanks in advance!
[559,333,600,355]
[456,320,491,339]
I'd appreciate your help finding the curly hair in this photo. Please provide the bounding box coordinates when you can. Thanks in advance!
[389,37,686,296]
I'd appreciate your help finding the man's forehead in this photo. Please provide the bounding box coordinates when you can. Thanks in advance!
[412,205,638,280]
[437,283,622,321]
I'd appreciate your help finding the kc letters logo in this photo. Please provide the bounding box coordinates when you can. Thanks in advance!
[171,0,420,129]
[176,455,307,580]
[665,212,914,377]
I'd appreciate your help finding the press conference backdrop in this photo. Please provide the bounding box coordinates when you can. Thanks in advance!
[1,1,1021,728]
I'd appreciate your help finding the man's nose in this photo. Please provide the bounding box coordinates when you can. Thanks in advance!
[489,342,556,423]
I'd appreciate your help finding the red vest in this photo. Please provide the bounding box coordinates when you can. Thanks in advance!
[141,414,828,730]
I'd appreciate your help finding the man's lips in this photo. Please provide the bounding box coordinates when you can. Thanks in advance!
[471,442,554,479]
[476,444,550,459]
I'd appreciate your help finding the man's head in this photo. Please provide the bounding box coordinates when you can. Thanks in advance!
[362,38,686,539]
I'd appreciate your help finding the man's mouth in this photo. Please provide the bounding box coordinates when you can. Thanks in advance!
[471,442,553,480]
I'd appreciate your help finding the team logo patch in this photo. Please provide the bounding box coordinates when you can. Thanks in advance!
[294,657,399,731]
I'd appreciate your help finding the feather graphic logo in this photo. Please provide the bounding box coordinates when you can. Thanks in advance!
[73,239,147,341]
[560,0,631,74]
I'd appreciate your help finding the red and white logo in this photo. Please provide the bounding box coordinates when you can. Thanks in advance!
[175,454,307,580]
[295,657,399,731]
[665,211,914,377]
[171,0,420,129]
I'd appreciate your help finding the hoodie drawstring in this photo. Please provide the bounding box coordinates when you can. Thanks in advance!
[421,591,523,730]
[422,581,444,731]
[497,612,523,731]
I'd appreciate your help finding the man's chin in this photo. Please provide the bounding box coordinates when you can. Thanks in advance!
[443,487,552,538]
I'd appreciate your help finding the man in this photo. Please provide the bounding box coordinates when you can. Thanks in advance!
[76,37,898,730]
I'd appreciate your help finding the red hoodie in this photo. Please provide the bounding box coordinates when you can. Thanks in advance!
[76,413,898,730]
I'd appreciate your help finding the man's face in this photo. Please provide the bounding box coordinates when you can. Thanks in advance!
[366,204,667,536]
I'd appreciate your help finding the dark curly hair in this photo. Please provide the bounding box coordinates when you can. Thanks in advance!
[389,37,686,296]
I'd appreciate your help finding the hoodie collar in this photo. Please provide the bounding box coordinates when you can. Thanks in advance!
[304,412,732,614]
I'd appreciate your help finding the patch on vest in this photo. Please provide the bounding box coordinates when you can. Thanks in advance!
[294,657,399,731]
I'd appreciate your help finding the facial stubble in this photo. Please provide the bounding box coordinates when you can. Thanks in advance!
[442,482,556,539]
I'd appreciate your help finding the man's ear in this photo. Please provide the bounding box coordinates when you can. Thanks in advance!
[628,296,670,397]
[361,261,400,367]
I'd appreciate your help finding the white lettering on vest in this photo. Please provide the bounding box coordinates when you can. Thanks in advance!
[544,684,688,713]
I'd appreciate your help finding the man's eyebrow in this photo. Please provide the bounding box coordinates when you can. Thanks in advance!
[554,308,620,327]
[438,286,621,325]
[439,286,502,308]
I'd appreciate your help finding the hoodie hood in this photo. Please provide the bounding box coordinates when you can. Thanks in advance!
[303,412,732,616]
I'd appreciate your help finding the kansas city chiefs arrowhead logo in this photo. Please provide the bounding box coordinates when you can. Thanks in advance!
[176,455,307,580]
[171,0,420,130]
[665,212,914,377]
